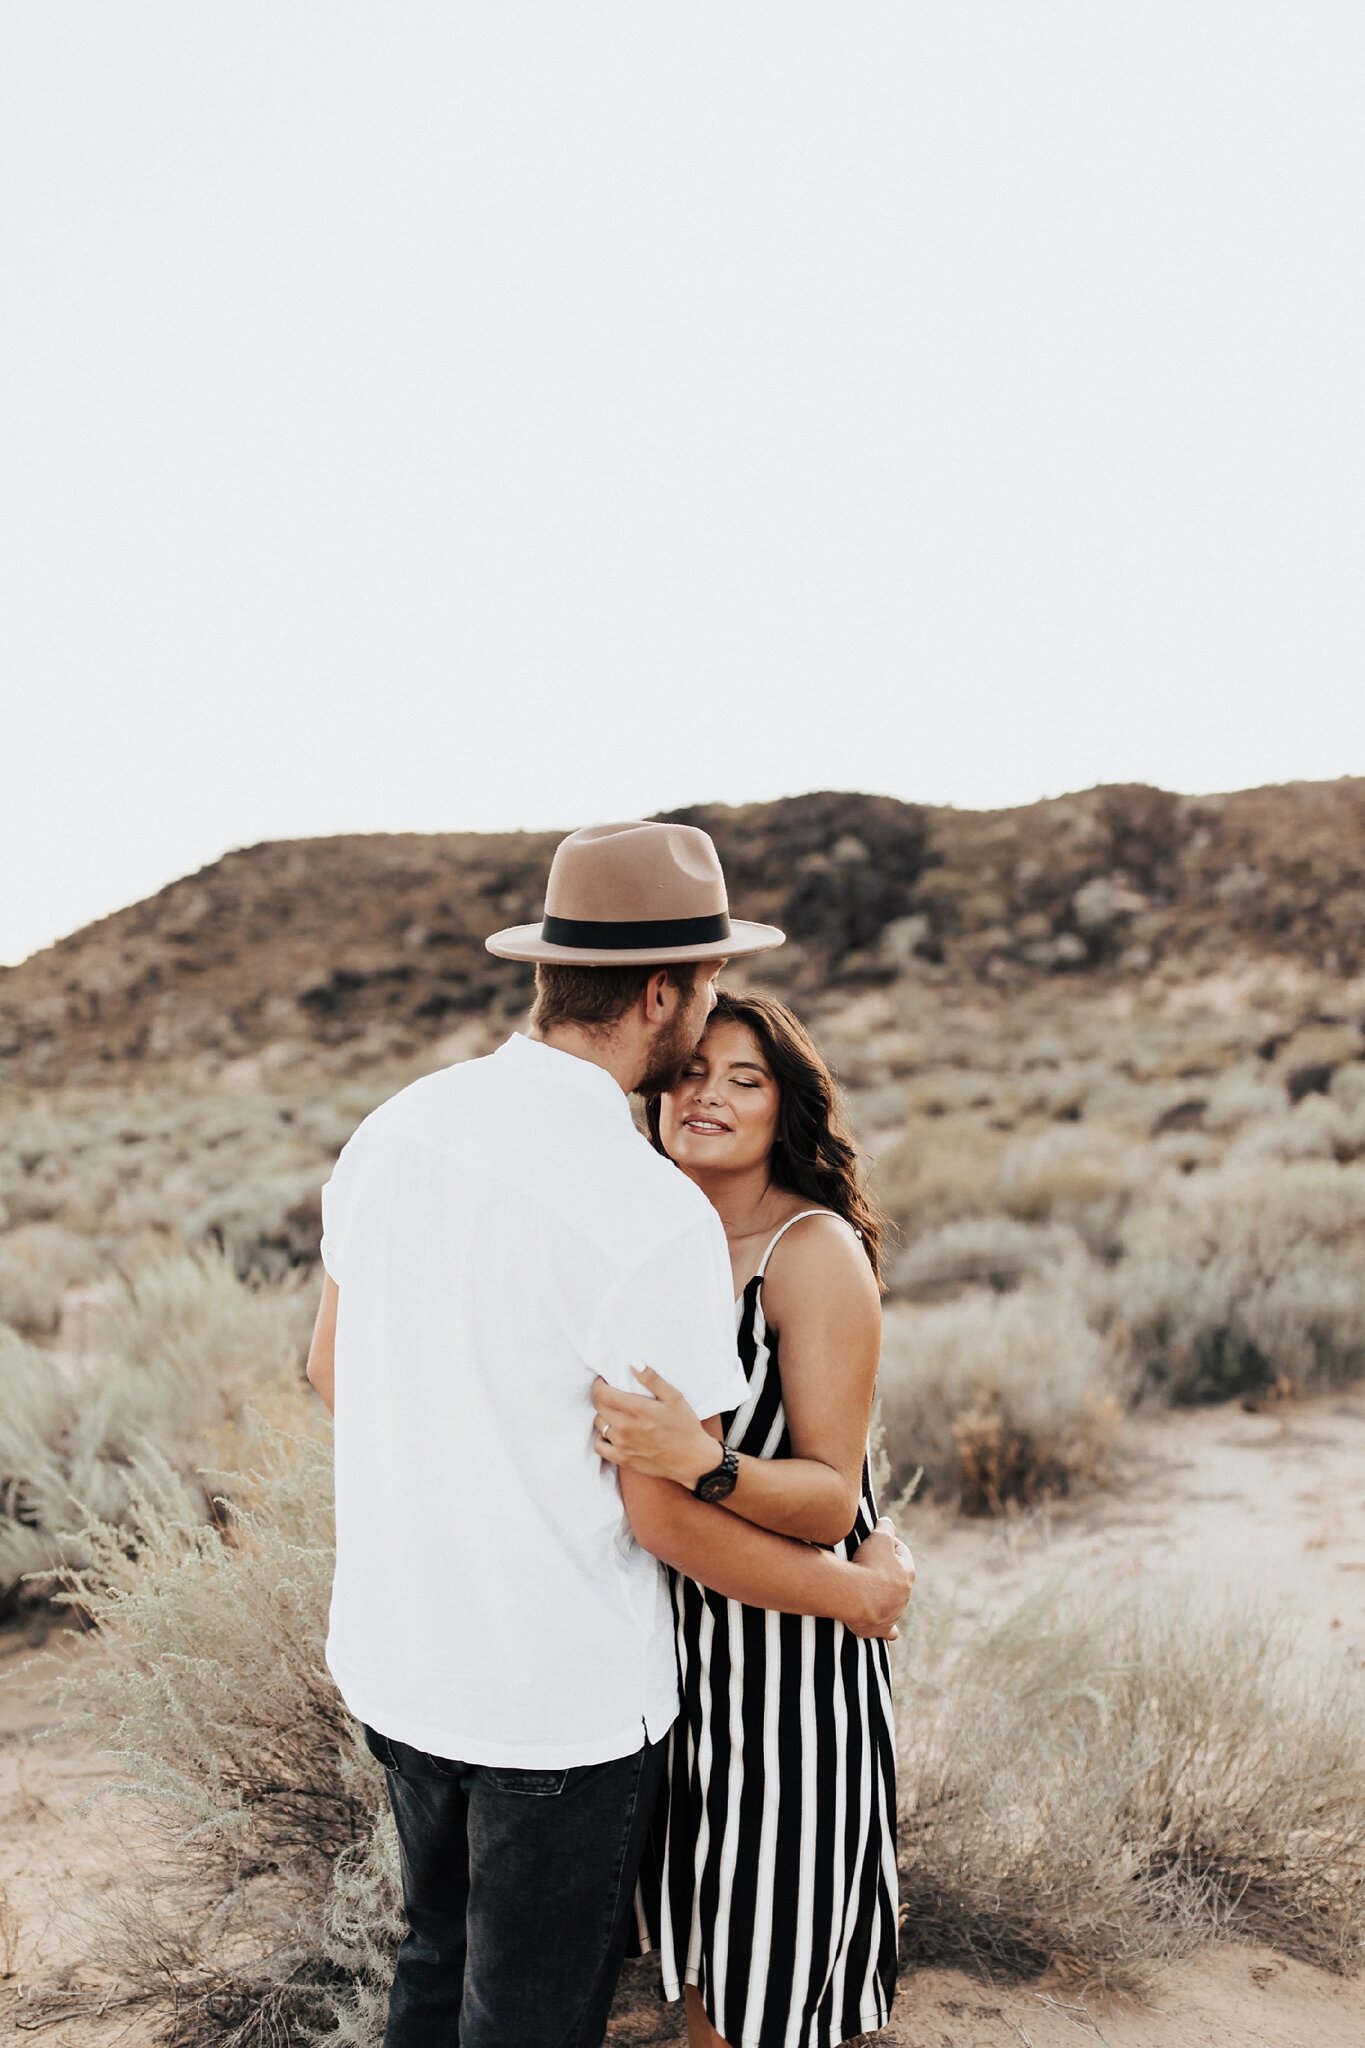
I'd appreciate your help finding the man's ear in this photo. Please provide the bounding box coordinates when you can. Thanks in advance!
[644,967,673,1020]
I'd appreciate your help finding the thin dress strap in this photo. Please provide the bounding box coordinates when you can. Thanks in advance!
[755,1208,844,1280]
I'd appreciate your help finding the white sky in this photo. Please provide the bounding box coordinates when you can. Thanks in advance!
[2,4,1363,967]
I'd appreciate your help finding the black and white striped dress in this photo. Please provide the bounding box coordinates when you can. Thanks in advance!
[633,1210,899,2048]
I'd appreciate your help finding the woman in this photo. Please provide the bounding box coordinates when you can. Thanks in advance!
[593,990,900,2048]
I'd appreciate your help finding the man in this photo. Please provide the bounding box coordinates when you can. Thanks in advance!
[306,820,914,2048]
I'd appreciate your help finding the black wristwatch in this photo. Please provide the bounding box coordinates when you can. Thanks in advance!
[694,1445,740,1503]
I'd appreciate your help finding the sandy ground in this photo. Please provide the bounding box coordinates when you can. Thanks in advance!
[2,1395,1362,2048]
[913,1389,1365,1672]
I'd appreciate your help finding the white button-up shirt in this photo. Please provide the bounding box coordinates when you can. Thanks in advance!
[320,1031,750,1766]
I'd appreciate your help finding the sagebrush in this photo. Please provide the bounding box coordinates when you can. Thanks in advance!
[0,1248,315,1614]
[37,1423,1365,2046]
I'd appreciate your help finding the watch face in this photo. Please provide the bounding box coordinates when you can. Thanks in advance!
[697,1454,738,1503]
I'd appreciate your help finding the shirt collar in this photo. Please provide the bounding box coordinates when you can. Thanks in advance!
[494,1032,636,1123]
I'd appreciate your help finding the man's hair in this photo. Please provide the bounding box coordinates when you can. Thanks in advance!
[530,961,700,1034]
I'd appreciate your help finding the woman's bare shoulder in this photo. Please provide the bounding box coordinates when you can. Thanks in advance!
[763,1210,880,1324]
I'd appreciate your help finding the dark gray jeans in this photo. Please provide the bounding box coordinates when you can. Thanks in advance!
[362,1721,667,2048]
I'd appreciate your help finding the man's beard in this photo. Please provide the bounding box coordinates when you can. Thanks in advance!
[636,1007,703,1097]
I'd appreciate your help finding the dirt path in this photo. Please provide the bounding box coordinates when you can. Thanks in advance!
[909,1390,1365,1672]
[0,1612,157,2046]
[609,1948,1365,2048]
[2,1397,1362,2048]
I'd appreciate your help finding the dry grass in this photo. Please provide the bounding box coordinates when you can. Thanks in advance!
[0,1067,393,1281]
[1104,1160,1365,1403]
[35,1440,1364,2044]
[878,1287,1125,1513]
[3,966,1365,1619]
[997,1125,1138,1224]
[873,1116,1010,1232]
[898,1586,1365,1987]
[0,1249,316,1614]
[890,1214,1080,1300]
[0,1220,107,1334]
[36,1425,387,2048]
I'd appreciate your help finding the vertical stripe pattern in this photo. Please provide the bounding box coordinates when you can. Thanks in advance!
[633,1213,898,2048]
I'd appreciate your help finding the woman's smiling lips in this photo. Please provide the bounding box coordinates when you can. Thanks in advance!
[682,1115,732,1134]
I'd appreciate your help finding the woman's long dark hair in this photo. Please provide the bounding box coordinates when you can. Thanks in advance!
[645,989,888,1287]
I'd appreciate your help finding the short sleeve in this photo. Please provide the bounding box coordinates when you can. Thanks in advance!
[319,1140,356,1285]
[592,1210,750,1420]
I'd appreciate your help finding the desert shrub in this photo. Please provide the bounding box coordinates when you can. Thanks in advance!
[878,1287,1124,1512]
[1011,1064,1101,1121]
[1106,1161,1365,1402]
[872,1117,1009,1233]
[1147,1129,1221,1176]
[38,1428,395,2048]
[997,1125,1136,1220]
[0,1326,161,1609]
[1330,1060,1365,1113]
[0,1220,108,1334]
[898,1586,1365,1985]
[1109,1599,1365,1969]
[1227,1092,1365,1166]
[35,1435,1365,2042]
[900,1067,1022,1119]
[1201,1061,1285,1133]
[898,1592,1197,1985]
[181,1165,325,1280]
[889,1215,1080,1300]
[90,1245,316,1448]
[0,1073,359,1274]
[0,1249,316,1612]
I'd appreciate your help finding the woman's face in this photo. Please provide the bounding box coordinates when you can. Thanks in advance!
[659,1017,780,1176]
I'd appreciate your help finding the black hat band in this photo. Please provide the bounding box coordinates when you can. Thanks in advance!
[540,911,732,950]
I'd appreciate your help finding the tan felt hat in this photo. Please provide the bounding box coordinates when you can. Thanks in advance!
[485,821,786,965]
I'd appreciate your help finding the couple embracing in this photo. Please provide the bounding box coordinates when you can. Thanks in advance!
[306,820,915,2048]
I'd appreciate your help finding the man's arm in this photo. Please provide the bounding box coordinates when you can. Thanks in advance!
[305,1274,338,1414]
[619,1451,912,1640]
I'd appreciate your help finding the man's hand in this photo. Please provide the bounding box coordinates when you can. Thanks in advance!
[305,1275,339,1415]
[593,1368,719,1489]
[845,1518,915,1640]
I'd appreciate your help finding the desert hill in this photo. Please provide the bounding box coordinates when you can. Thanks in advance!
[3,778,1363,1087]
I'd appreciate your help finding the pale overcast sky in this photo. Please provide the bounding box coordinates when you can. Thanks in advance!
[2,5,1362,967]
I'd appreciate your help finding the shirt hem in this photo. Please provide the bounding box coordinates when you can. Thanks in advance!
[329,1656,679,1768]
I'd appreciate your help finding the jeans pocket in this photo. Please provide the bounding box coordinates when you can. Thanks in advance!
[423,1752,464,1780]
[361,1722,400,1771]
[482,1764,572,1797]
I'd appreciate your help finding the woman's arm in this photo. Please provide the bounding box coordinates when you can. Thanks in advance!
[620,1465,912,1638]
[594,1216,881,1546]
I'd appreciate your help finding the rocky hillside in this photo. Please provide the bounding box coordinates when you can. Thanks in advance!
[3,780,1363,1087]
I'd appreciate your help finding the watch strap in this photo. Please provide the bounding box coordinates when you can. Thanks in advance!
[694,1444,740,1502]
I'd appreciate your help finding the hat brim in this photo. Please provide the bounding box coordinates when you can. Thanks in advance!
[485,918,786,965]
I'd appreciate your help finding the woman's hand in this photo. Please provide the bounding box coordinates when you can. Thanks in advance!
[844,1519,916,1640]
[593,1368,721,1489]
